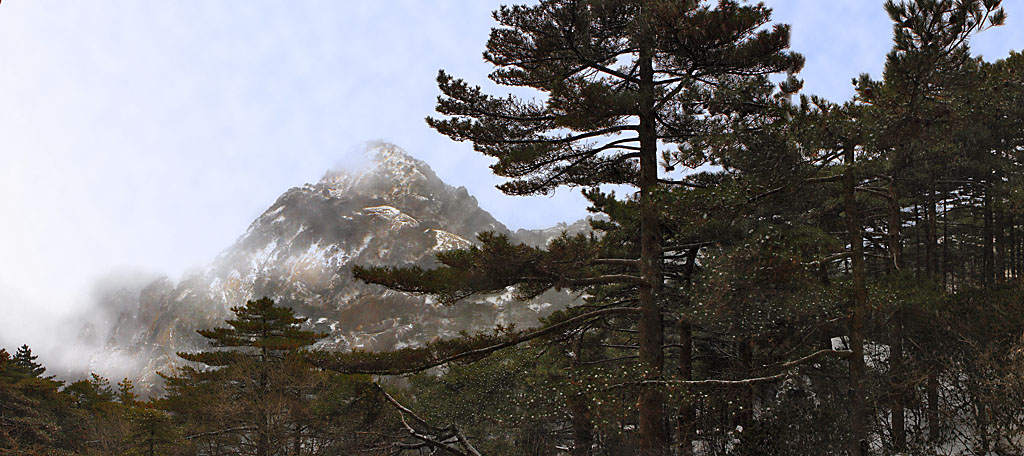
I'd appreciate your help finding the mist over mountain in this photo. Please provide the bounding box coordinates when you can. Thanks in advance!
[75,143,586,394]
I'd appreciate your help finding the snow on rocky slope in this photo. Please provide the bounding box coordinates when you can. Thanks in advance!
[85,143,585,394]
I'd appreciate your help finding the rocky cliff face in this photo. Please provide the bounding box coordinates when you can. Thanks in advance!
[85,143,584,394]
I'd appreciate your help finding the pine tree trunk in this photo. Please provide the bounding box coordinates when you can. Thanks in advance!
[677,317,695,456]
[636,31,668,456]
[569,338,594,456]
[569,394,594,456]
[887,178,903,274]
[890,311,906,452]
[887,179,906,451]
[995,209,1005,282]
[928,186,946,446]
[915,204,922,277]
[928,370,940,442]
[983,186,995,285]
[976,401,990,455]
[1007,216,1015,278]
[737,338,754,428]
[843,142,869,456]
[926,182,939,283]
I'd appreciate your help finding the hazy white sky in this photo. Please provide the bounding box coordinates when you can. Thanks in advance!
[0,1,1021,351]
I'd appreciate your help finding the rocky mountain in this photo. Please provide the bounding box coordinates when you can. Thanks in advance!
[84,143,586,394]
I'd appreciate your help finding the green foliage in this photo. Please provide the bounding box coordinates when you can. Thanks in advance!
[178,296,326,366]
[7,2,1024,455]
[11,345,46,379]
[355,231,613,304]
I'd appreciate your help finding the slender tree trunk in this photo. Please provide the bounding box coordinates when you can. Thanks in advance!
[942,194,950,289]
[737,338,754,428]
[677,318,695,456]
[1011,215,1018,279]
[915,204,922,277]
[976,401,990,455]
[928,370,940,442]
[843,142,868,454]
[887,178,906,452]
[887,178,903,274]
[925,186,945,442]
[995,209,1005,282]
[926,182,938,282]
[890,312,905,452]
[843,142,869,456]
[569,394,594,456]
[569,335,594,456]
[259,355,270,456]
[677,248,699,456]
[1011,217,1019,276]
[983,185,995,285]
[636,32,668,456]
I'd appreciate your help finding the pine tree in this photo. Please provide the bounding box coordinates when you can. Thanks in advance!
[323,2,804,454]
[116,378,137,406]
[11,344,46,378]
[174,297,325,456]
[848,1,1005,452]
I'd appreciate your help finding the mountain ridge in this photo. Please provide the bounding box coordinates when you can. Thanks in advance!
[79,143,589,394]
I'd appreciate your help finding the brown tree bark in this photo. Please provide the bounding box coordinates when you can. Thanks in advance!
[887,178,907,452]
[928,370,940,442]
[569,331,594,456]
[927,185,939,283]
[983,186,995,285]
[636,33,668,456]
[1007,216,1015,278]
[737,338,755,428]
[568,394,594,456]
[843,142,869,456]
[677,318,695,456]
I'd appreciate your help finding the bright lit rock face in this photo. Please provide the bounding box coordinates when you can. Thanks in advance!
[86,143,587,395]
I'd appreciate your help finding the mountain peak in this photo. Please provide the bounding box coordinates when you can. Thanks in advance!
[320,142,431,188]
[81,142,590,395]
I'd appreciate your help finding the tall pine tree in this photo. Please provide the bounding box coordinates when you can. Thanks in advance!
[334,1,803,454]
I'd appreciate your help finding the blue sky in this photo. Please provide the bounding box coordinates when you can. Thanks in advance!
[0,1,1021,351]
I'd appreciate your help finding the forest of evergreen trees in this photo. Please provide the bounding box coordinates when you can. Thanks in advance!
[4,0,1024,454]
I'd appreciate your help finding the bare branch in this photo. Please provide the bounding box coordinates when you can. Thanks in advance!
[603,349,852,390]
[375,383,479,456]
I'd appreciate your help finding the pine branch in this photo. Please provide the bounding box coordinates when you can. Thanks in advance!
[310,307,639,375]
[521,273,645,288]
[590,258,640,268]
[603,349,852,390]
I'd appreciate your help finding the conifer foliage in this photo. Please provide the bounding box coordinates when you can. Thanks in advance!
[6,1,1024,455]
[353,2,804,454]
[178,296,326,366]
[169,297,327,456]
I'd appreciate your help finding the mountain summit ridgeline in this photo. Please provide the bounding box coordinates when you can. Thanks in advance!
[83,143,586,394]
